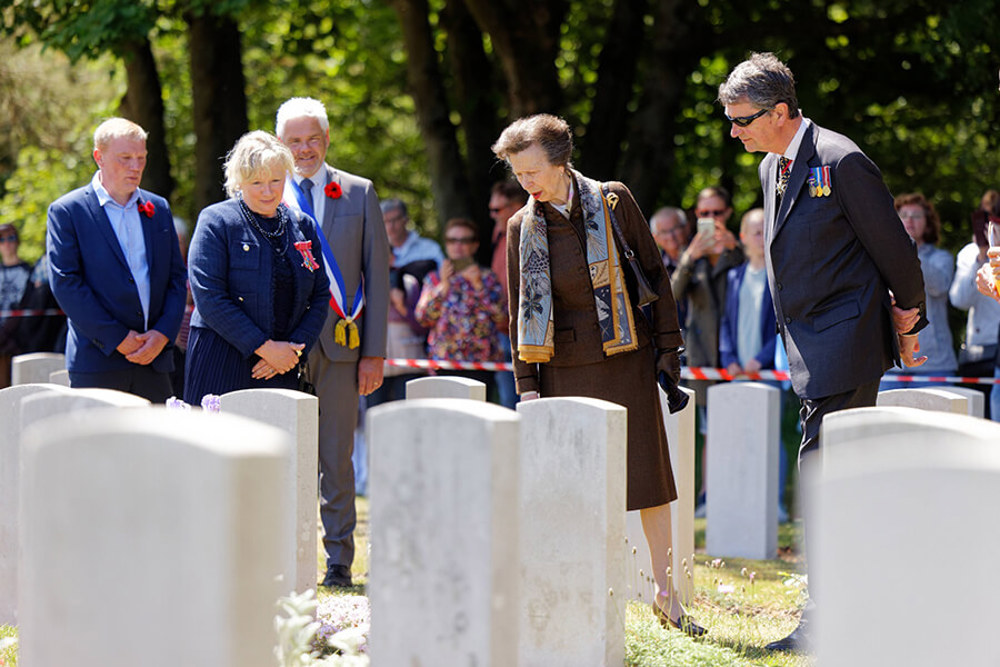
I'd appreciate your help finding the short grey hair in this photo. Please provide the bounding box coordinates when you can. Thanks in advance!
[718,52,800,119]
[275,97,330,139]
[223,131,295,197]
[649,207,686,233]
[93,117,147,151]
[380,198,408,219]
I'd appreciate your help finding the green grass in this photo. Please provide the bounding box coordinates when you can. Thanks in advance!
[2,498,811,666]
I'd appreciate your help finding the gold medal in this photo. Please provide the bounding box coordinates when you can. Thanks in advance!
[822,185,831,196]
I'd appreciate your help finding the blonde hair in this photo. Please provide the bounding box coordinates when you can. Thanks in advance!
[223,131,295,197]
[93,118,147,151]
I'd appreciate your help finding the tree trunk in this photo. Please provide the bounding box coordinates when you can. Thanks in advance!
[442,0,501,262]
[390,0,474,227]
[462,0,566,118]
[622,0,705,214]
[577,0,648,183]
[119,39,173,201]
[186,10,249,215]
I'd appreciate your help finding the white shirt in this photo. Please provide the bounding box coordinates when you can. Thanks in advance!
[92,171,150,327]
[294,169,327,224]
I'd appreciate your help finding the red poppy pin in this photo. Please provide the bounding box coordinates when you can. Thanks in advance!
[138,201,155,218]
[294,240,320,272]
[324,182,343,199]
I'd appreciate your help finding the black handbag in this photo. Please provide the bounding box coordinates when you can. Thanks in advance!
[601,184,659,308]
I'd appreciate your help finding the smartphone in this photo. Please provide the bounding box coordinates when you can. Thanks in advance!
[451,257,474,272]
[696,217,716,237]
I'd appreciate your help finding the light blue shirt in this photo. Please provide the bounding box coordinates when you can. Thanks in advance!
[393,230,444,268]
[294,170,327,225]
[91,171,150,327]
[736,265,766,367]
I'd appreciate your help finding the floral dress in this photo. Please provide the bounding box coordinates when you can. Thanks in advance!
[415,267,506,361]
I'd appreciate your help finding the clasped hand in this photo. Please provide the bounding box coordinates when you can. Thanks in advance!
[252,340,305,380]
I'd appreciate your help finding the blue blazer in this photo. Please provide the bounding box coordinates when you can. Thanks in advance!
[187,199,330,357]
[47,184,187,373]
[719,262,777,370]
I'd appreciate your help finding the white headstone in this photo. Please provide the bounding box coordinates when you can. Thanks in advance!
[517,397,626,666]
[48,369,70,386]
[706,382,780,560]
[368,399,519,666]
[934,386,985,418]
[816,407,1000,666]
[625,386,696,605]
[405,375,487,401]
[18,408,290,667]
[0,383,63,626]
[876,387,970,415]
[11,352,65,386]
[221,388,317,595]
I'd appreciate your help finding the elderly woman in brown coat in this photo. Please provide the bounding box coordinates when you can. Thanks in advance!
[494,114,704,636]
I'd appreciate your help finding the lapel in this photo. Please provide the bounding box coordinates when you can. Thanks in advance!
[137,190,156,280]
[83,185,131,272]
[771,123,816,241]
[322,164,342,238]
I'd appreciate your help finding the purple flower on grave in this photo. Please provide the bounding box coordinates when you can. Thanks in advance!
[165,396,190,411]
[201,394,221,413]
[314,594,370,654]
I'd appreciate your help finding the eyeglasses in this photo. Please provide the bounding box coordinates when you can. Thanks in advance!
[445,236,476,245]
[724,108,771,128]
[0,234,17,243]
[695,209,727,218]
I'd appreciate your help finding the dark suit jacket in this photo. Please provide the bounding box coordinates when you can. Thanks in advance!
[47,183,186,374]
[187,198,330,357]
[761,121,927,398]
[304,165,390,364]
[719,262,777,370]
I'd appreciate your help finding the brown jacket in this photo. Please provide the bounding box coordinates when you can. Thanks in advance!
[505,180,683,394]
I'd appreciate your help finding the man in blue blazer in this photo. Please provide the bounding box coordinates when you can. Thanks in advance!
[47,118,186,402]
[719,53,928,652]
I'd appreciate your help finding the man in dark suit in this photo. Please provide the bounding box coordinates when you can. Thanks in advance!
[276,97,391,589]
[719,53,928,652]
[47,118,186,402]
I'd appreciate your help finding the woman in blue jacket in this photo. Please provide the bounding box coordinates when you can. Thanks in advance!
[184,131,329,405]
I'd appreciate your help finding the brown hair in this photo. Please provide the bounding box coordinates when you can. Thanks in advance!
[491,179,528,206]
[894,192,940,245]
[444,217,479,243]
[492,114,573,168]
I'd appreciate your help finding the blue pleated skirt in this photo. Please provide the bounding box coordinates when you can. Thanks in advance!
[183,326,298,406]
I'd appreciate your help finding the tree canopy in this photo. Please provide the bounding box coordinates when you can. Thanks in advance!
[0,0,997,267]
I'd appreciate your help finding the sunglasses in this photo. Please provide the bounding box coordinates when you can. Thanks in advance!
[445,237,476,245]
[0,234,17,243]
[724,108,771,128]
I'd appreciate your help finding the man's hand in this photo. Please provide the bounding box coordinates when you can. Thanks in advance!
[744,358,762,375]
[116,330,143,356]
[976,248,1000,302]
[891,304,920,336]
[358,356,384,396]
[898,334,927,368]
[125,330,169,365]
[726,361,743,377]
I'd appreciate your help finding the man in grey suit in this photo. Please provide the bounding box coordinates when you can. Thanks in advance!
[719,53,928,652]
[276,97,391,589]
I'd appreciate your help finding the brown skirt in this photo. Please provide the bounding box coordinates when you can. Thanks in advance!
[539,344,678,510]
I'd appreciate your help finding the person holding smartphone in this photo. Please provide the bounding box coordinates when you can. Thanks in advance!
[415,217,507,390]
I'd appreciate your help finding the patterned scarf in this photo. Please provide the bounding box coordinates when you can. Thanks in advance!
[516,170,638,363]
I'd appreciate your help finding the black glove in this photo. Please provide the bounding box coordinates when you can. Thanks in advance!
[655,347,682,387]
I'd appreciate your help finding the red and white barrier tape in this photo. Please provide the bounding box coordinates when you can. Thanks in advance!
[0,308,64,318]
[384,358,1000,385]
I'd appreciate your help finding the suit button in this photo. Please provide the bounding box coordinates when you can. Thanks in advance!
[776,282,783,291]
[238,296,244,302]
[243,244,250,251]
[785,316,792,324]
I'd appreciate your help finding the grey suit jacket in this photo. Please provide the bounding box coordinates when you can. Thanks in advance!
[761,121,927,399]
[310,164,390,363]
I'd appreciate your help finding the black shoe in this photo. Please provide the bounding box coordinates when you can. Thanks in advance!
[321,564,352,588]
[652,603,707,637]
[765,619,811,652]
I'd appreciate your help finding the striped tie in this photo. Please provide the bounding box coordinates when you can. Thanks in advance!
[777,156,792,198]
